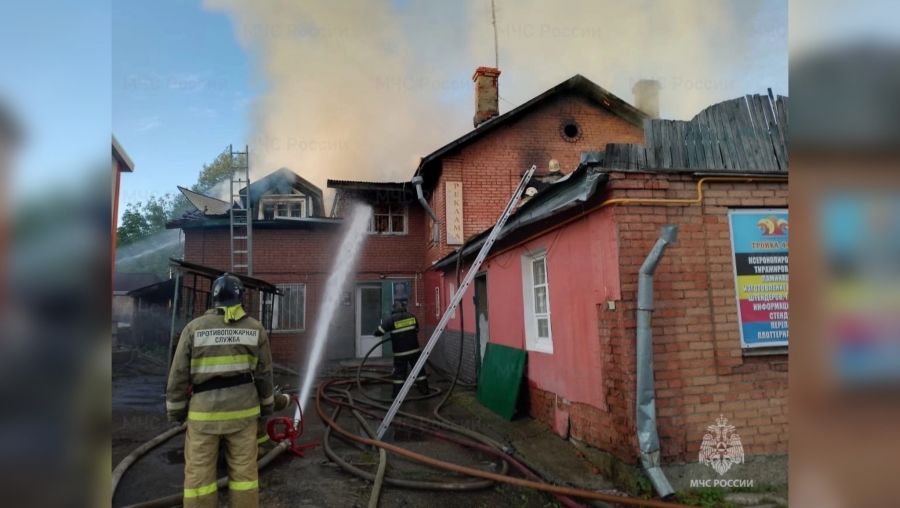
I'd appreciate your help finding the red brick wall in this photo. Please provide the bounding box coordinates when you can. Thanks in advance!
[424,93,645,266]
[514,171,788,464]
[180,203,429,363]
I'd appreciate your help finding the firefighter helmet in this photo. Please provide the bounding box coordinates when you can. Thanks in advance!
[212,273,244,307]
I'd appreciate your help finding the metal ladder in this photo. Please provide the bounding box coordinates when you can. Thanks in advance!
[376,165,536,439]
[229,144,253,276]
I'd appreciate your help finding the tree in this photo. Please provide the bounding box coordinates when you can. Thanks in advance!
[116,149,234,248]
[115,148,236,275]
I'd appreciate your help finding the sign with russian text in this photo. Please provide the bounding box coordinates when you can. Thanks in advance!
[728,209,789,348]
[445,181,464,245]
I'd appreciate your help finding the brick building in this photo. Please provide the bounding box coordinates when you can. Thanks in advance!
[168,69,789,480]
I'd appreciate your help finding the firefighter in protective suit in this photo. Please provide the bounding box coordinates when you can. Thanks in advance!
[166,273,274,508]
[374,300,429,397]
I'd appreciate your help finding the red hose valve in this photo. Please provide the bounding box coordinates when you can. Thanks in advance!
[265,396,319,457]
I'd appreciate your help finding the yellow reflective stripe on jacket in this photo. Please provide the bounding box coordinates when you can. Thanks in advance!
[393,325,416,333]
[393,317,417,329]
[191,354,257,367]
[188,406,261,422]
[184,481,218,498]
[228,480,259,491]
[190,354,257,374]
[257,434,270,445]
[394,348,421,357]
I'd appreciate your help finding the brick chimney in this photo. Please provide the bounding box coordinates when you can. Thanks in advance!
[472,67,501,127]
[632,79,661,118]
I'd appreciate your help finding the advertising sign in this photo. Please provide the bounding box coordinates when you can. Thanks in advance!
[728,209,789,348]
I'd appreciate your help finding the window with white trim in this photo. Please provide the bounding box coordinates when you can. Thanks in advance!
[262,283,306,332]
[522,251,553,353]
[258,193,308,220]
[369,204,407,235]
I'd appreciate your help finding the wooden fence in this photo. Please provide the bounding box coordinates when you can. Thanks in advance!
[603,91,788,172]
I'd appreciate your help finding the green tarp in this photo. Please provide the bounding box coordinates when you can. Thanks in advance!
[476,343,526,420]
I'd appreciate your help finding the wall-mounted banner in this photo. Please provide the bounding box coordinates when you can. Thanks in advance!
[445,181,464,245]
[728,209,789,348]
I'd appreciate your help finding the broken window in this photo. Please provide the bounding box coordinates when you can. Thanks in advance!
[258,195,308,220]
[368,204,407,235]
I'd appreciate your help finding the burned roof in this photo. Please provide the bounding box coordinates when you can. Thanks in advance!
[327,179,413,191]
[414,74,648,190]
[245,167,325,216]
[167,167,333,228]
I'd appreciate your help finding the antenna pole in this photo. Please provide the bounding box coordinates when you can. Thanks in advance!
[491,0,499,69]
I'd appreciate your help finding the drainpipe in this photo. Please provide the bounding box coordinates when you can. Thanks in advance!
[412,176,440,244]
[636,224,678,499]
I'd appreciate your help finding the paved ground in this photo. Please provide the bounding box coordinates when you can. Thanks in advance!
[112,355,792,507]
[112,355,644,507]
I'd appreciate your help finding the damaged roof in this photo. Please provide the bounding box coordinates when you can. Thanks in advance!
[167,167,332,228]
[178,186,231,215]
[433,159,609,270]
[414,74,648,190]
[245,167,326,217]
[327,179,413,191]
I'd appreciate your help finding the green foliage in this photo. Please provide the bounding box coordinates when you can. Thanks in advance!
[194,150,235,193]
[115,148,236,276]
[117,195,176,247]
[116,148,234,248]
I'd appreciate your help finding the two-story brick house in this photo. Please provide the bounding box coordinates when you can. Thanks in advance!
[168,69,789,488]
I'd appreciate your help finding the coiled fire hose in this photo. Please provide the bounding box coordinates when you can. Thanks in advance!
[317,378,693,508]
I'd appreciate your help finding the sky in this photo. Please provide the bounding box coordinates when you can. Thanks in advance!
[106,0,789,219]
[112,0,262,208]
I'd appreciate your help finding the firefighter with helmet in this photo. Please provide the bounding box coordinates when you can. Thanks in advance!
[374,300,430,397]
[166,273,274,508]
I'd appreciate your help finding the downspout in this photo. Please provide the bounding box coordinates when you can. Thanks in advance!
[636,224,678,499]
[412,176,440,244]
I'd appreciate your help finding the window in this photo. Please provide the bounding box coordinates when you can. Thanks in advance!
[522,251,553,353]
[263,283,306,332]
[369,204,407,234]
[259,194,308,220]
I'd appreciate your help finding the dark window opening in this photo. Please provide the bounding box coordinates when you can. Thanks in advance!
[560,120,582,142]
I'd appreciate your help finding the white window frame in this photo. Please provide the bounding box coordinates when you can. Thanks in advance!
[258,193,309,220]
[521,250,553,353]
[263,283,306,332]
[368,204,408,235]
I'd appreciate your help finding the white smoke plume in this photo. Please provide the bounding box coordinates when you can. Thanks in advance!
[204,0,786,189]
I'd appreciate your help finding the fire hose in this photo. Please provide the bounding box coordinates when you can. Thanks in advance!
[113,392,312,508]
[317,378,693,508]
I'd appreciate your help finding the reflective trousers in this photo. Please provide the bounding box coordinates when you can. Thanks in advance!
[183,421,258,508]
